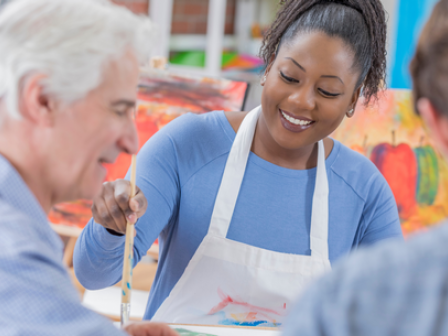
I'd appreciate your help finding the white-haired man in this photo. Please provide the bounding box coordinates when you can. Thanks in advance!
[0,0,177,335]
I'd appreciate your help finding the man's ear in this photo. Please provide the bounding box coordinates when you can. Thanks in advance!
[418,98,448,157]
[19,74,56,125]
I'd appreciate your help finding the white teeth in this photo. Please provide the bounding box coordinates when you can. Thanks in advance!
[281,111,312,126]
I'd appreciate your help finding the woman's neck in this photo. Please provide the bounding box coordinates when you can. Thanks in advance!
[251,113,327,170]
[224,111,333,170]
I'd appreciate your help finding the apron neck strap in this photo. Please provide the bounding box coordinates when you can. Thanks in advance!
[208,106,261,238]
[208,105,330,260]
[310,140,330,259]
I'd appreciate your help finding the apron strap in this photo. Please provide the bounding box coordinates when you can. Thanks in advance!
[208,106,262,238]
[208,106,330,261]
[310,140,330,259]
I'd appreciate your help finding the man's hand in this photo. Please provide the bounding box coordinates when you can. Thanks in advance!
[92,179,148,234]
[124,322,179,336]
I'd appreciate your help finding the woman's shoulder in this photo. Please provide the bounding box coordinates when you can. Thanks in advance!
[139,111,238,174]
[330,140,389,198]
[224,111,249,133]
[148,110,233,148]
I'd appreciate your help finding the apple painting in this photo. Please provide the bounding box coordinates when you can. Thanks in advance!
[370,132,418,220]
[350,136,374,158]
[414,145,439,206]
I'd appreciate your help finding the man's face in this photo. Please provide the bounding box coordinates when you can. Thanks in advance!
[47,51,140,202]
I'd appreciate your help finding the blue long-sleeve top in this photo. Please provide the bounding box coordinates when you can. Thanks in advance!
[73,111,403,320]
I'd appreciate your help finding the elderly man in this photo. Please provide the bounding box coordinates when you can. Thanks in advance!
[0,0,177,335]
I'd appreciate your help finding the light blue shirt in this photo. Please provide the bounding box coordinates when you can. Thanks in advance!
[74,111,403,320]
[0,155,126,335]
[282,222,448,336]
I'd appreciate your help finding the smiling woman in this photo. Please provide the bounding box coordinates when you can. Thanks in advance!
[74,0,403,328]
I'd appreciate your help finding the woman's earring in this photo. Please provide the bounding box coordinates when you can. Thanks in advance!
[346,108,355,118]
[261,74,267,86]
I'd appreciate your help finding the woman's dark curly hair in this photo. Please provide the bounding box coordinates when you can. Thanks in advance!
[259,0,387,105]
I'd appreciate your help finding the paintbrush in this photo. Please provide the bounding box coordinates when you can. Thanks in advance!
[120,154,137,326]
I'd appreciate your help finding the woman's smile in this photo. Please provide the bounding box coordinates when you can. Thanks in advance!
[279,108,315,133]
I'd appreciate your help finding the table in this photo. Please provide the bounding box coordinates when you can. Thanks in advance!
[170,324,281,336]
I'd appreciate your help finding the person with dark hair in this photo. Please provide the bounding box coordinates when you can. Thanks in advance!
[74,0,402,327]
[281,2,448,334]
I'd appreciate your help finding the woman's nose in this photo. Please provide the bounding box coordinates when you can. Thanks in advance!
[289,86,316,111]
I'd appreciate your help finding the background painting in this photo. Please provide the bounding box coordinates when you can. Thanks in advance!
[50,87,446,238]
[48,70,249,229]
[332,89,448,237]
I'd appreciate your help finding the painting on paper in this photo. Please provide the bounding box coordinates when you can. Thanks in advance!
[332,89,448,237]
[207,288,283,328]
[48,70,249,229]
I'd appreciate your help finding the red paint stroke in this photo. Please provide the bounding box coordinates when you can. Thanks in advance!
[208,288,283,317]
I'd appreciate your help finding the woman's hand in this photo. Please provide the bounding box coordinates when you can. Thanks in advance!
[123,322,179,336]
[92,179,148,234]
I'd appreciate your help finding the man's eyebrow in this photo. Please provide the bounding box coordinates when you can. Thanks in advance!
[285,57,306,72]
[321,75,344,85]
[111,99,136,108]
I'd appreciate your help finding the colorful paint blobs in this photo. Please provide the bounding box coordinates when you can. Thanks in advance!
[332,89,448,237]
[48,70,248,229]
[209,288,282,328]
[174,328,217,336]
[219,316,279,328]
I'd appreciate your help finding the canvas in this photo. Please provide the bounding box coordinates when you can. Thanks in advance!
[49,87,444,238]
[332,89,448,236]
[48,70,249,229]
[172,325,280,336]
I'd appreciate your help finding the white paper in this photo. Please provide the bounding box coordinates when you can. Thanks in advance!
[171,324,281,336]
[83,287,149,319]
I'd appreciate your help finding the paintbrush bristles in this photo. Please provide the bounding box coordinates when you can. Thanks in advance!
[121,154,137,308]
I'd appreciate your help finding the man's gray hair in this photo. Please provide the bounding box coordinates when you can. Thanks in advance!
[0,0,153,119]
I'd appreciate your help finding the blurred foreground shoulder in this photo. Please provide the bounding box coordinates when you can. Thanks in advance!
[283,222,448,336]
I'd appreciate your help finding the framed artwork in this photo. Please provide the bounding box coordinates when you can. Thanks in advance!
[49,70,249,230]
[332,89,448,236]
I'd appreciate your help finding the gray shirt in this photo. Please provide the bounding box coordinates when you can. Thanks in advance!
[283,224,448,336]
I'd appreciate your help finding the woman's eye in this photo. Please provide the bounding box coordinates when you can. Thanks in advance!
[319,89,340,97]
[280,71,299,83]
[114,110,127,117]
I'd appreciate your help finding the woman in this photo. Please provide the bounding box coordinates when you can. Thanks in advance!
[282,2,448,335]
[74,0,402,327]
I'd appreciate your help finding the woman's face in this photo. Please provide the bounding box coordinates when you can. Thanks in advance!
[261,31,361,150]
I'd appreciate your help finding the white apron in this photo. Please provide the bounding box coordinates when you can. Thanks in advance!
[152,106,332,327]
